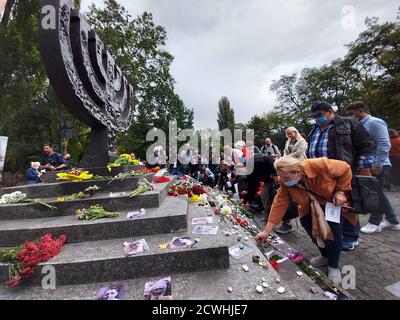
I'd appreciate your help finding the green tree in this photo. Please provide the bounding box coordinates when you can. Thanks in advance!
[86,0,194,158]
[344,18,400,127]
[217,96,235,132]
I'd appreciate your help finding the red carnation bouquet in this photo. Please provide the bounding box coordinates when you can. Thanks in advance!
[0,234,67,288]
[191,184,206,196]
[154,176,171,184]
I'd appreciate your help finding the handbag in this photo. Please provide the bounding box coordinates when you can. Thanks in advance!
[347,175,384,215]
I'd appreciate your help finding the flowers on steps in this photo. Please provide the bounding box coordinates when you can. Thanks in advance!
[0,191,28,204]
[76,205,120,220]
[0,191,57,210]
[107,154,141,172]
[129,179,153,198]
[0,234,67,288]
[57,170,93,182]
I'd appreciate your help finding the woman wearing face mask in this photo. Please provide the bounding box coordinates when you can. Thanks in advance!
[255,157,353,286]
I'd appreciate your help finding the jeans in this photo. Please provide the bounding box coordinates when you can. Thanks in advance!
[369,166,399,226]
[300,213,343,269]
[341,217,360,243]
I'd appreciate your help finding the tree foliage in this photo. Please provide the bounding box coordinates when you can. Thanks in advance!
[217,96,235,132]
[0,0,193,172]
[270,18,400,130]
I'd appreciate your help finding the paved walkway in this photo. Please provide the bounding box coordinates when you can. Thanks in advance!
[277,186,400,300]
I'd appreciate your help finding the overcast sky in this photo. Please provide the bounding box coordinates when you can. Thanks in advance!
[81,0,399,130]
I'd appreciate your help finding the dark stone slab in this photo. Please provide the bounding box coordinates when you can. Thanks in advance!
[0,234,229,286]
[0,174,154,199]
[42,165,145,183]
[0,180,171,221]
[0,197,188,247]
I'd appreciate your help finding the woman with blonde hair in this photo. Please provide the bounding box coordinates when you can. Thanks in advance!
[255,156,354,286]
[283,127,308,159]
[275,127,308,234]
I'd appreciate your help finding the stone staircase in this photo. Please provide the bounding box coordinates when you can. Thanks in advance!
[0,167,327,300]
[0,170,229,288]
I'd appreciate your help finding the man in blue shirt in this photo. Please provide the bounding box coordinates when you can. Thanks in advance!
[39,143,67,172]
[346,102,400,233]
[307,102,376,252]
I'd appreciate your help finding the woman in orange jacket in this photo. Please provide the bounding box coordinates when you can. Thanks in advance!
[256,157,354,286]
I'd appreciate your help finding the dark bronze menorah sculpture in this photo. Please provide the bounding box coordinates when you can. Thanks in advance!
[39,0,135,167]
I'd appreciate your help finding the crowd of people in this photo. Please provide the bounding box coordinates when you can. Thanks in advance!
[27,101,399,287]
[150,100,399,287]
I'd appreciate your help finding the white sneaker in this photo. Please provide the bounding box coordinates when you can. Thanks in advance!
[310,255,328,267]
[360,223,382,234]
[380,218,400,231]
[328,267,342,287]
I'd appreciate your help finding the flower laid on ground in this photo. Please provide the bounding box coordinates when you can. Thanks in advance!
[293,255,307,264]
[168,181,191,196]
[107,154,141,172]
[154,176,171,183]
[107,168,154,184]
[0,191,28,204]
[199,194,208,203]
[130,179,153,198]
[56,192,86,202]
[215,195,224,205]
[221,206,232,216]
[0,234,67,288]
[76,205,119,220]
[84,185,101,193]
[188,194,201,203]
[269,260,280,271]
[0,191,57,210]
[57,170,93,182]
[191,184,207,196]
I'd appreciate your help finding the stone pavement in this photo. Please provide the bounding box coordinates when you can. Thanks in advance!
[276,186,400,300]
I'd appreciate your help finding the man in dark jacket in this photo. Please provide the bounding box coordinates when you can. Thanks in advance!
[307,101,376,251]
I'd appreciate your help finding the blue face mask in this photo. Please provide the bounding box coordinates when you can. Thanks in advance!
[284,180,299,187]
[315,116,329,126]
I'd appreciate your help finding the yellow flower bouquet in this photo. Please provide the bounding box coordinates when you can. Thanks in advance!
[107,154,141,172]
[56,170,93,182]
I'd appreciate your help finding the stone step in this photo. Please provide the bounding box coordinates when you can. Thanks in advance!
[0,232,229,287]
[0,196,188,246]
[0,174,154,199]
[0,262,326,300]
[0,181,172,221]
[0,199,328,300]
[42,165,145,183]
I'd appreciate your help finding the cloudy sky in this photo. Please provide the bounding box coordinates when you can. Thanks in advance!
[81,0,398,130]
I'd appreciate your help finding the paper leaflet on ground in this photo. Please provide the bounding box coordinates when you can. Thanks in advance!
[126,208,145,219]
[170,237,196,248]
[192,217,213,225]
[109,192,127,198]
[123,239,150,256]
[229,243,255,260]
[192,225,219,235]
[96,283,128,300]
[144,277,172,300]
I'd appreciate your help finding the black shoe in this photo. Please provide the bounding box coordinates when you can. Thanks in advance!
[275,223,293,234]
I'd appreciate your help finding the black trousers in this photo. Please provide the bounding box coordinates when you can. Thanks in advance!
[300,213,343,269]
